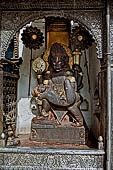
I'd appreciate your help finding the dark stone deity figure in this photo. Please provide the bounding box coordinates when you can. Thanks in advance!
[31,43,87,144]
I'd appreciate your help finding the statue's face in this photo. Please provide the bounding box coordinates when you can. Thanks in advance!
[49,43,69,72]
[51,52,65,72]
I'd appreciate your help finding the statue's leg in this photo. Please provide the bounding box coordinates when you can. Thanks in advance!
[42,99,55,120]
[41,99,51,117]
[67,102,83,126]
[42,99,50,111]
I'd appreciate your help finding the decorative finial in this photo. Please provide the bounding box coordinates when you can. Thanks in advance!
[98,136,104,150]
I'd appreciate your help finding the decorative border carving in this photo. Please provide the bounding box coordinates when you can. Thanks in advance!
[1,30,15,58]
[0,0,105,10]
[0,151,104,169]
[1,10,103,59]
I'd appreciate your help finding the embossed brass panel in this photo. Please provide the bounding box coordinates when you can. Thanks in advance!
[46,18,70,49]
[47,32,69,49]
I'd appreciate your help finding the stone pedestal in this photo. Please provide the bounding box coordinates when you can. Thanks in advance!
[30,120,88,144]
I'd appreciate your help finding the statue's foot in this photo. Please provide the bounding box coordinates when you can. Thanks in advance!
[36,116,45,119]
[41,109,49,117]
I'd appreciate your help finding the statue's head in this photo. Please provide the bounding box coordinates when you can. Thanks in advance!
[48,43,69,72]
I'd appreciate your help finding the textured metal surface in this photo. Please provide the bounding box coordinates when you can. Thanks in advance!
[0,147,105,170]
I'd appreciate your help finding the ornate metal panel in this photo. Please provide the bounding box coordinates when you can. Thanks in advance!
[1,10,103,59]
[1,31,15,59]
[3,71,19,145]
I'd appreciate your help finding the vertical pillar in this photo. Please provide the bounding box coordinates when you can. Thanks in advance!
[106,0,112,170]
[0,64,4,147]
[110,1,113,167]
[0,10,2,58]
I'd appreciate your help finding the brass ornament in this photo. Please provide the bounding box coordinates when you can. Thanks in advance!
[77,35,83,41]
[73,49,82,65]
[32,56,46,73]
[32,34,37,40]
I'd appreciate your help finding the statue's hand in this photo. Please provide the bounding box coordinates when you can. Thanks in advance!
[33,85,46,97]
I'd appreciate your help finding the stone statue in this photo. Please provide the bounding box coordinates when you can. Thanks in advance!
[31,43,83,125]
[30,43,87,144]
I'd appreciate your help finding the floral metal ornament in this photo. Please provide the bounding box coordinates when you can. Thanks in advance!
[21,26,44,49]
[71,25,94,51]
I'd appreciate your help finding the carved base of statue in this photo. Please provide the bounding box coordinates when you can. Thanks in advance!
[30,119,88,144]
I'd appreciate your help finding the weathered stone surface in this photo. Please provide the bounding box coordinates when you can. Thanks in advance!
[0,153,4,166]
[31,122,87,144]
[0,148,105,170]
[0,0,105,10]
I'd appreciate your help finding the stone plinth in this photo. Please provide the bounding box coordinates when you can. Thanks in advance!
[30,120,88,144]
